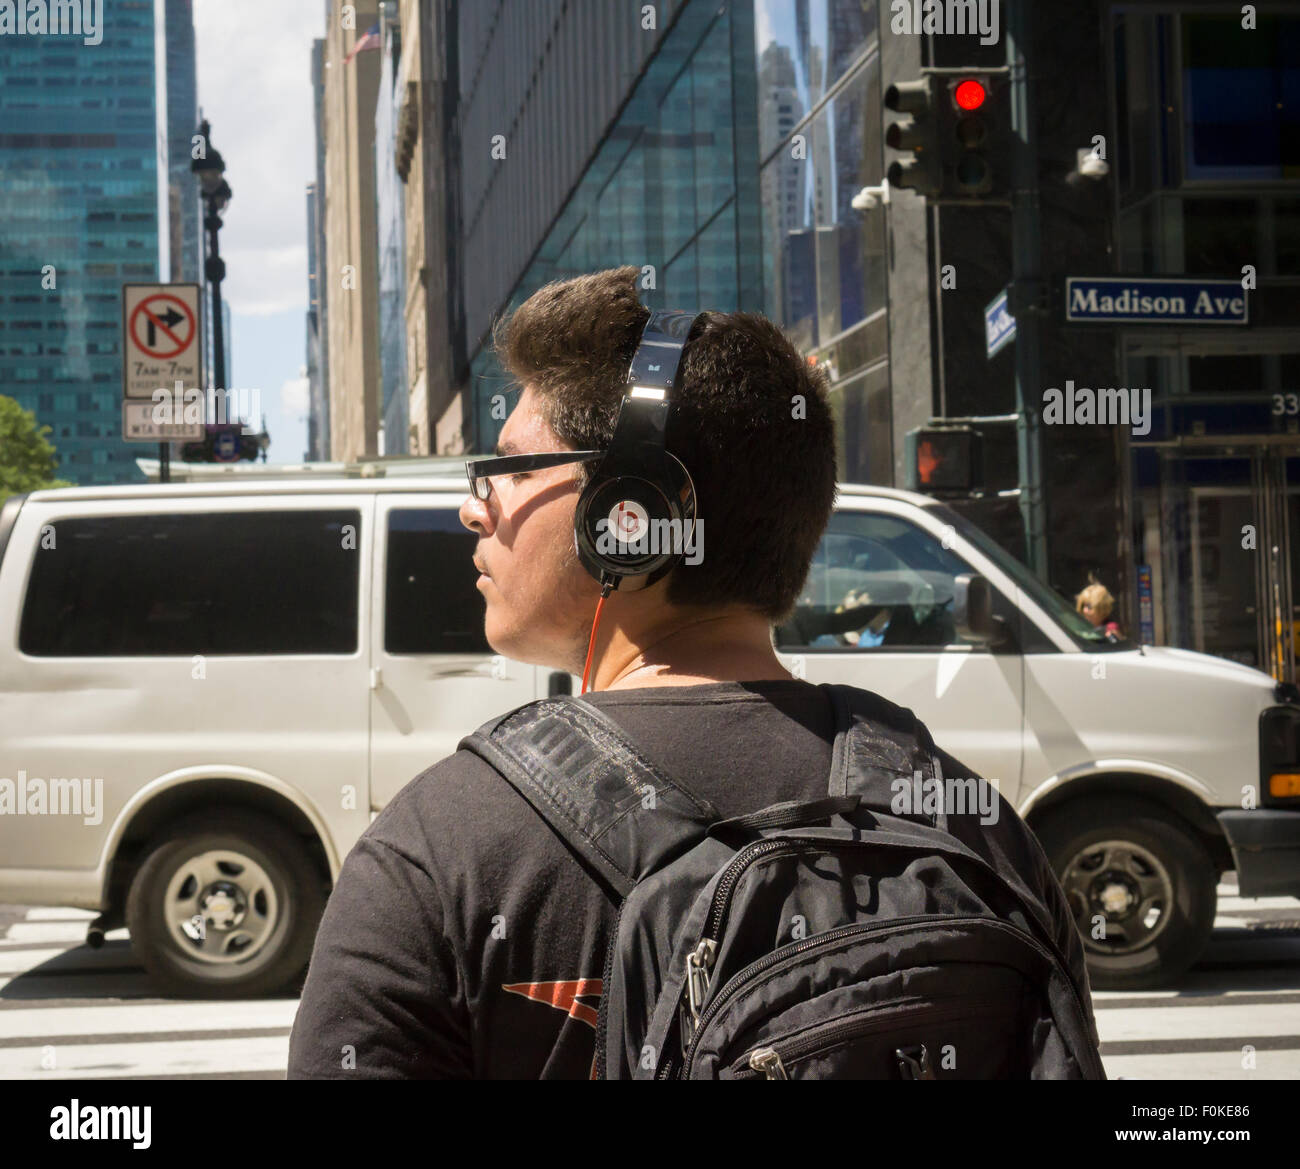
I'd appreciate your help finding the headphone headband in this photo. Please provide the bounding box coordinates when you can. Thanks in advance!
[572,307,703,591]
[625,309,702,396]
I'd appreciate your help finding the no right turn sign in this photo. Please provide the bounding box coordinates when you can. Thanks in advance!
[122,283,203,400]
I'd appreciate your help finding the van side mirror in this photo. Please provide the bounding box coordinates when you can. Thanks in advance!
[953,574,997,645]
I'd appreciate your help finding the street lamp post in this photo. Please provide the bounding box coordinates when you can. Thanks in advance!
[191,119,232,418]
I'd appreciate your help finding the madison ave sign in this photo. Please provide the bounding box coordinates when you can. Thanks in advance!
[1065,277,1248,326]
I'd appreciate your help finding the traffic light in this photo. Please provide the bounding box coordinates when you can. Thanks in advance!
[904,426,983,493]
[885,69,1011,203]
[884,77,941,198]
[934,69,1011,202]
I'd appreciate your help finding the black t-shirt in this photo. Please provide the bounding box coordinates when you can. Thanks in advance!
[287,680,1095,1079]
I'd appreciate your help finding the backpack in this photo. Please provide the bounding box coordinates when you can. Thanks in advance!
[460,684,1105,1080]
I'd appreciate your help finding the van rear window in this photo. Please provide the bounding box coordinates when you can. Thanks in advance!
[19,510,361,657]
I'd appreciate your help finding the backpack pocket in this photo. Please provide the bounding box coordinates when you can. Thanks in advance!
[683,915,1072,1079]
[729,995,1022,1079]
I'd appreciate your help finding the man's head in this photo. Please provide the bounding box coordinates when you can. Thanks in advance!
[460,266,837,673]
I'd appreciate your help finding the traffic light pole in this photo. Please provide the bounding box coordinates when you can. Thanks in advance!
[1007,0,1049,581]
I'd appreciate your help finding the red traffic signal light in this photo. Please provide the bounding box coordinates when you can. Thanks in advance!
[953,78,986,111]
[917,439,942,486]
[905,426,983,493]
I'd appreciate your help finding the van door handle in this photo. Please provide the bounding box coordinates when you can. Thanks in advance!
[547,671,572,697]
[370,668,383,691]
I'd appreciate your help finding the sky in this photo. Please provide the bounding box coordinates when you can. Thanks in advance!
[192,0,323,463]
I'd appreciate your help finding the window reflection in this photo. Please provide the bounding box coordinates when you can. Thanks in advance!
[754,0,877,141]
[761,60,884,352]
[469,0,759,452]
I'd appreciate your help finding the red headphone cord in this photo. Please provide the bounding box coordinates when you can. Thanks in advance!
[581,576,616,694]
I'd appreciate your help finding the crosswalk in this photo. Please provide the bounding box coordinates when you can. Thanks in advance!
[1092,879,1300,1079]
[1,880,1297,1079]
[0,907,294,1079]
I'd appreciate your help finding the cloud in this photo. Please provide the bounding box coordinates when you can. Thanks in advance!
[281,372,310,417]
[224,243,310,316]
[192,0,321,321]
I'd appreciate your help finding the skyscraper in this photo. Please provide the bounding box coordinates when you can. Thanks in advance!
[0,0,190,485]
[165,0,200,286]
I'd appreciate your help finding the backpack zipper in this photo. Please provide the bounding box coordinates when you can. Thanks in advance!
[747,1046,788,1079]
[735,994,1011,1079]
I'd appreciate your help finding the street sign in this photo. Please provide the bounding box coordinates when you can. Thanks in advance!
[121,283,203,400]
[984,287,1016,358]
[122,400,204,442]
[212,428,239,462]
[1065,277,1248,325]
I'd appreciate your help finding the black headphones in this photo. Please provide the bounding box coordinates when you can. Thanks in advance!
[573,309,702,592]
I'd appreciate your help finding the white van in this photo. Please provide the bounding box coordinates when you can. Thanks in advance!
[1,475,1297,995]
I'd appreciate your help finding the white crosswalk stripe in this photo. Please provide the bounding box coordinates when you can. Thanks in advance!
[0,907,297,1079]
[0,883,1297,1079]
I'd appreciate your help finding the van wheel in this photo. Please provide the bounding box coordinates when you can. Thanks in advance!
[125,810,325,998]
[1035,800,1216,991]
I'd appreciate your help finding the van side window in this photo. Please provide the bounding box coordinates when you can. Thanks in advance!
[776,511,988,651]
[385,509,489,654]
[19,511,361,657]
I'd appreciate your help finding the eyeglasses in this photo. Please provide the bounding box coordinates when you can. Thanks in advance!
[465,450,605,502]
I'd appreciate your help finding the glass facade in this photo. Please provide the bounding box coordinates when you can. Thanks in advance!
[165,0,199,285]
[375,13,408,456]
[467,0,761,451]
[1114,11,1300,676]
[755,0,888,484]
[0,0,167,485]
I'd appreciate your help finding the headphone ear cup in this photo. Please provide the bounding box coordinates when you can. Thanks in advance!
[574,472,682,589]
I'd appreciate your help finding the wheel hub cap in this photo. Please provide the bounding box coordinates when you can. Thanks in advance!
[1097,877,1136,917]
[198,881,247,931]
[163,848,281,966]
[1061,838,1175,957]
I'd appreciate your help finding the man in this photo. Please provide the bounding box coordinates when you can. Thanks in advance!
[288,266,1096,1079]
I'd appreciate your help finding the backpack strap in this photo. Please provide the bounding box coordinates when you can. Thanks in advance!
[459,696,720,900]
[823,683,941,827]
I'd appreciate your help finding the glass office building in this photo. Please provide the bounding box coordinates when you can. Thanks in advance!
[1117,11,1300,675]
[463,0,887,485]
[755,0,887,485]
[467,0,762,449]
[165,0,200,286]
[0,0,169,486]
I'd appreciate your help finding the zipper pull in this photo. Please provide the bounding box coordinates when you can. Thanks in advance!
[895,1044,937,1080]
[683,938,717,1034]
[748,1046,788,1080]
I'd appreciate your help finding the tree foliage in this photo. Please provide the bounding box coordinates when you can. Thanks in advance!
[0,394,71,505]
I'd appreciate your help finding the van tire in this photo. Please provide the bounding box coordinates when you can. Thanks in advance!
[1035,799,1216,991]
[125,810,325,998]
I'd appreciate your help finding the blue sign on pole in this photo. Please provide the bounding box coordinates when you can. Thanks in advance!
[1136,564,1155,645]
[984,288,1016,358]
[213,429,239,462]
[1065,277,1248,325]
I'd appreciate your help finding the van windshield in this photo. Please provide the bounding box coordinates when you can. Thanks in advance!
[923,502,1135,652]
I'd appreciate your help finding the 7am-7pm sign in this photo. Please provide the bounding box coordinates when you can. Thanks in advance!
[121,283,203,399]
[1065,277,1248,325]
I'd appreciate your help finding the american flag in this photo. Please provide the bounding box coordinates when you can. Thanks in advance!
[343,23,380,65]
